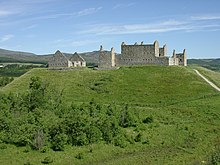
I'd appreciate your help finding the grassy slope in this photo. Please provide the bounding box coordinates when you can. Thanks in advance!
[191,66,220,87]
[1,66,220,165]
[1,66,217,106]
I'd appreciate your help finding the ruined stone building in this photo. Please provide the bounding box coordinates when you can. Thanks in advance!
[48,50,86,68]
[98,40,187,68]
[48,50,72,68]
[98,46,116,68]
[70,52,86,67]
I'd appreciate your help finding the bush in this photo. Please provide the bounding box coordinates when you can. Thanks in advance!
[134,133,143,142]
[208,149,220,165]
[119,105,138,128]
[32,130,45,150]
[0,77,14,87]
[0,143,7,150]
[143,116,154,124]
[41,156,53,164]
[113,134,127,148]
[86,126,102,144]
[51,133,67,151]
[75,152,84,159]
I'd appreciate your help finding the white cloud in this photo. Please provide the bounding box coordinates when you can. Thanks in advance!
[22,24,37,30]
[77,7,102,17]
[78,16,220,35]
[0,34,14,42]
[0,10,13,17]
[78,20,191,35]
[191,15,220,21]
[113,3,135,9]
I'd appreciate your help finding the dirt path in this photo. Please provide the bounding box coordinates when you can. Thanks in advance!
[194,69,220,92]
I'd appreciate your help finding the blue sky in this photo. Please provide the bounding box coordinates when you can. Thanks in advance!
[0,0,220,58]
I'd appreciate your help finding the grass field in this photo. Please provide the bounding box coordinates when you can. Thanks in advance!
[1,65,220,164]
[192,66,220,87]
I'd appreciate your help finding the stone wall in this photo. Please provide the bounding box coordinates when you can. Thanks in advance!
[169,58,179,65]
[120,41,169,66]
[48,50,87,68]
[98,46,116,68]
[159,44,167,57]
[175,49,187,66]
[98,40,187,68]
[48,50,72,68]
[120,45,156,65]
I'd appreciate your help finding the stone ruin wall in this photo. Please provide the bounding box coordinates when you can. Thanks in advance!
[120,45,156,65]
[159,44,167,57]
[99,51,112,68]
[120,41,169,66]
[98,41,187,68]
[49,51,71,68]
[98,47,116,68]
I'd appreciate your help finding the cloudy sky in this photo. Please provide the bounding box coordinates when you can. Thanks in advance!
[0,0,220,58]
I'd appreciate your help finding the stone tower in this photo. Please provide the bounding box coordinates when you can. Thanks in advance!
[183,49,187,66]
[154,40,159,57]
[111,47,116,67]
[98,45,116,68]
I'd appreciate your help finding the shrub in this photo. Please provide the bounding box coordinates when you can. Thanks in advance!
[75,152,84,159]
[119,105,138,128]
[134,133,143,142]
[41,156,53,164]
[86,126,102,144]
[143,116,154,124]
[32,129,45,150]
[113,134,127,148]
[51,133,67,151]
[208,149,220,165]
[0,143,7,150]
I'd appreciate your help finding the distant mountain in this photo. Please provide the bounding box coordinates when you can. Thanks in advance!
[0,48,100,65]
[188,58,220,71]
[0,48,49,64]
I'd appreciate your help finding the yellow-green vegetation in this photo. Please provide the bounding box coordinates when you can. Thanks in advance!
[0,66,220,165]
[193,66,220,87]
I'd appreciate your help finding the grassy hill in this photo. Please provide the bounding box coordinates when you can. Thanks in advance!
[1,66,220,164]
[188,58,220,71]
[2,66,217,106]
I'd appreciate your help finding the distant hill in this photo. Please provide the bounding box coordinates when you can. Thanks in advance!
[188,58,220,71]
[0,48,49,64]
[0,48,101,65]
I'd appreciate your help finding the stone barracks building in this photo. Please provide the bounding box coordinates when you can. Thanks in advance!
[98,40,187,68]
[48,50,86,68]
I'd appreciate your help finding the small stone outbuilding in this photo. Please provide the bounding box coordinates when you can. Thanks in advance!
[48,50,86,68]
[70,52,86,67]
[48,50,72,68]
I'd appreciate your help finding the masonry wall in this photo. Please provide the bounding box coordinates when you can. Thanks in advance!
[120,45,156,65]
[120,44,169,66]
[99,51,112,68]
[169,58,179,66]
[49,51,72,68]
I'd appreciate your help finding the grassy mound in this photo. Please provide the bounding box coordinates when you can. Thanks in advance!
[0,65,220,165]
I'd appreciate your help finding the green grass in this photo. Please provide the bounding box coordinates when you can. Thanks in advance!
[1,65,220,164]
[192,66,220,87]
[1,66,217,106]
